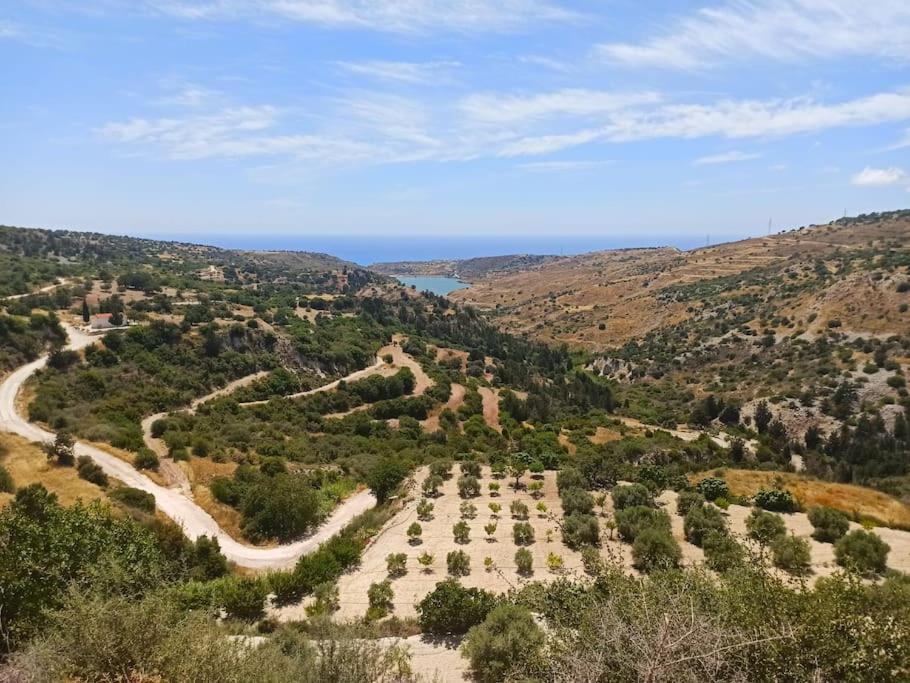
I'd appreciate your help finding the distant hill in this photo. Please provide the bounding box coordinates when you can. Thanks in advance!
[369,253,561,281]
[0,225,357,294]
[448,210,910,350]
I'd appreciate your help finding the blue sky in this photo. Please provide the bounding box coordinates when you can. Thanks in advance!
[2,1,910,246]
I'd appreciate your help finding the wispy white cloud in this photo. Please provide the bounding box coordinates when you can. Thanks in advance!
[147,0,575,33]
[694,150,761,165]
[460,89,661,124]
[597,1,910,69]
[851,166,907,186]
[505,90,910,156]
[99,87,910,166]
[0,19,68,48]
[336,60,459,84]
[518,159,612,172]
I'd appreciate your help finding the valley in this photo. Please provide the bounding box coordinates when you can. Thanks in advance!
[0,214,908,682]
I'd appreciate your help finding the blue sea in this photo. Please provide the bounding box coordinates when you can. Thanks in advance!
[169,234,707,266]
[396,276,467,295]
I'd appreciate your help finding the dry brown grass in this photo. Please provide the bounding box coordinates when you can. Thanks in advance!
[690,468,910,527]
[590,426,622,445]
[86,440,170,488]
[0,433,107,508]
[450,217,910,350]
[192,484,249,543]
[187,455,237,485]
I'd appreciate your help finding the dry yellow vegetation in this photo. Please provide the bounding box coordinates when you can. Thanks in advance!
[451,215,910,350]
[690,468,910,527]
[0,433,107,507]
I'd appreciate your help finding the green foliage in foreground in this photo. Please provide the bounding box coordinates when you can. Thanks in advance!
[10,592,417,683]
[0,484,174,651]
[417,579,497,635]
[505,564,910,683]
[463,604,544,683]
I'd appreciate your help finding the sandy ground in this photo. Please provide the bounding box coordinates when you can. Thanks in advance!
[326,468,633,622]
[308,469,910,624]
[387,635,468,682]
[0,325,377,569]
[477,387,501,432]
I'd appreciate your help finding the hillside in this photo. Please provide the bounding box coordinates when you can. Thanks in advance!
[450,211,910,350]
[1,221,909,683]
[370,253,561,281]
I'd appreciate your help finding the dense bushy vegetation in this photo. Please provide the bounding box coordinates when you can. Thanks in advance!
[0,312,65,371]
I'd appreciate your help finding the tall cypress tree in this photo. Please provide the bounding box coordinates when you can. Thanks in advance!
[81,299,90,323]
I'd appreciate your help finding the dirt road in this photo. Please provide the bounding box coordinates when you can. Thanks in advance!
[0,325,376,569]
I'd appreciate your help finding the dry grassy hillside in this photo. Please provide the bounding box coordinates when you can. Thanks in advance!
[451,211,910,350]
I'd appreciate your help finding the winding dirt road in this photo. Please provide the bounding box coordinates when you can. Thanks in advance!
[0,325,376,569]
[2,278,73,301]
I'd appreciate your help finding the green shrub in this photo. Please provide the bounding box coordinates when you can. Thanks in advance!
[366,458,408,503]
[0,464,15,493]
[615,506,670,542]
[510,500,529,520]
[447,549,471,576]
[512,521,535,546]
[696,477,729,501]
[611,483,653,510]
[458,475,481,498]
[240,474,320,543]
[562,513,601,549]
[134,447,159,471]
[556,467,587,493]
[676,490,705,517]
[770,534,812,575]
[386,553,407,577]
[407,522,422,544]
[76,456,108,487]
[581,547,604,576]
[453,520,471,544]
[460,460,482,478]
[560,487,594,516]
[416,579,496,634]
[463,604,544,683]
[421,474,443,496]
[807,506,850,543]
[215,577,268,621]
[753,488,798,513]
[367,580,394,619]
[683,505,727,547]
[702,530,745,572]
[416,499,434,521]
[746,508,787,545]
[515,548,533,575]
[835,530,890,575]
[632,528,681,572]
[109,486,155,513]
